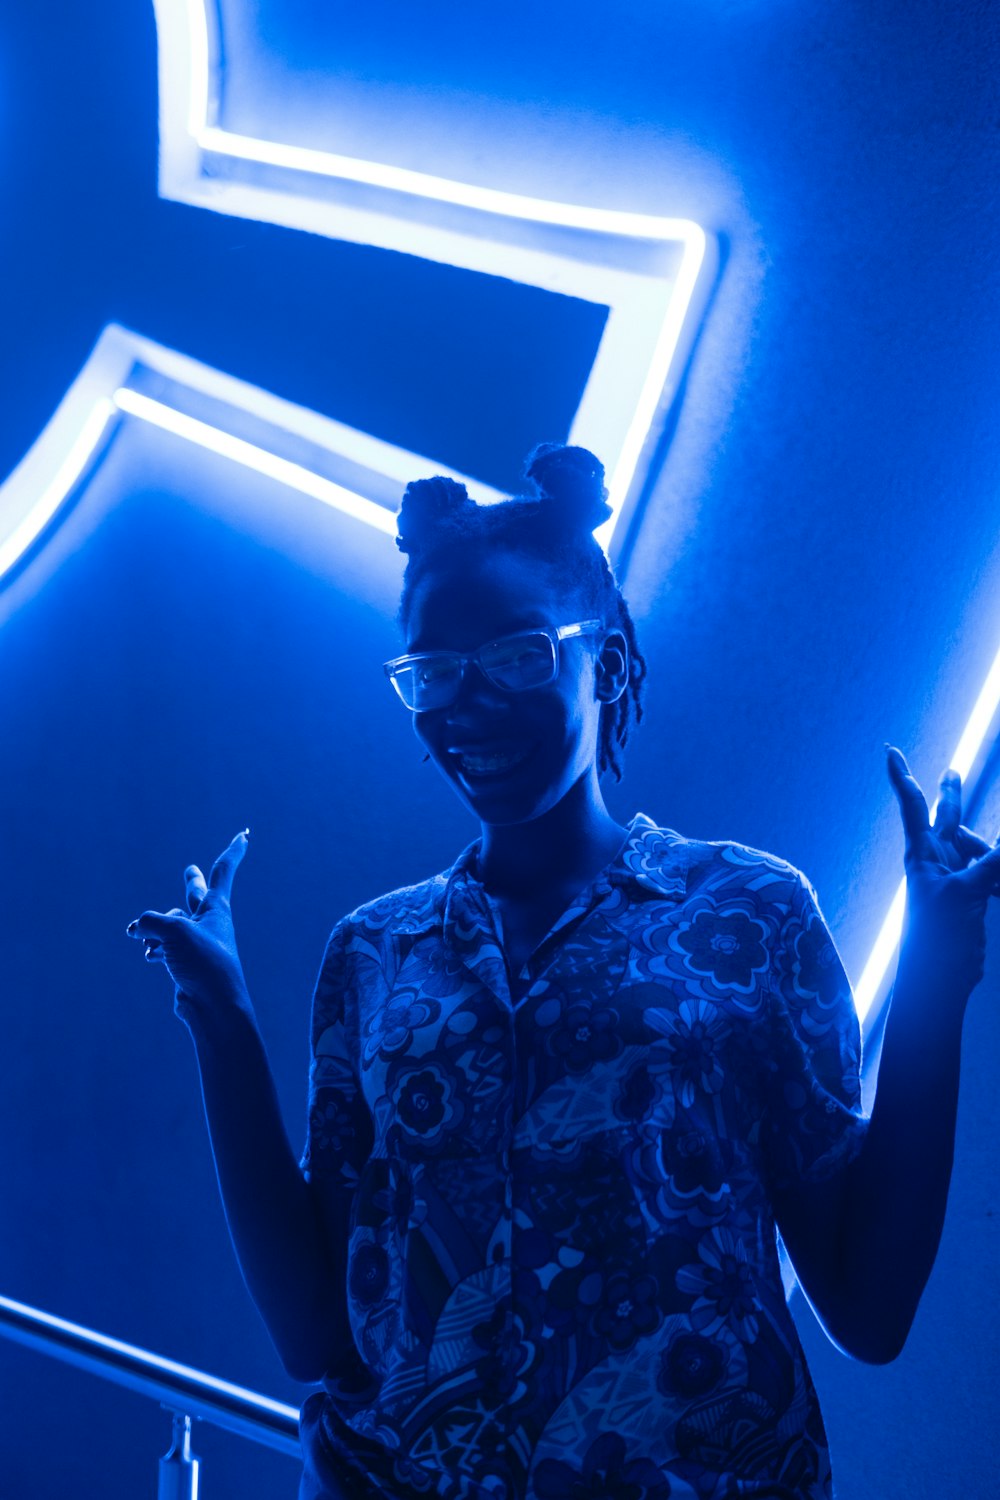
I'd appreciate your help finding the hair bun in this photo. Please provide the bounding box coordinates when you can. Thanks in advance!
[523,443,612,534]
[395,475,472,554]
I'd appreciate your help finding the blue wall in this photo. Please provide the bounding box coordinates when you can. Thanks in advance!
[1,1,999,1495]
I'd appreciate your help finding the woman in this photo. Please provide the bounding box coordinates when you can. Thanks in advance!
[129,443,999,1499]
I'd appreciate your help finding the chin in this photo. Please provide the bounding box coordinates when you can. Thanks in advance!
[459,779,572,827]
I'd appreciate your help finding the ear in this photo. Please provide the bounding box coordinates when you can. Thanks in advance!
[594,630,629,704]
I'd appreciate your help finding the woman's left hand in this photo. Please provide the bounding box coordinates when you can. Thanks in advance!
[886,744,1000,995]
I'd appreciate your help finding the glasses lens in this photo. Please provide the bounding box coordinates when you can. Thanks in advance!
[394,656,462,710]
[481,633,555,691]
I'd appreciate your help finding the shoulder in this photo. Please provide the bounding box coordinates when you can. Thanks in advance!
[328,871,448,949]
[642,822,809,908]
[311,871,448,1015]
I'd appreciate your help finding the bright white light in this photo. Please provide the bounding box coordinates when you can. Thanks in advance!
[199,125,705,244]
[600,233,707,537]
[855,651,1000,1027]
[185,0,211,139]
[152,0,712,555]
[196,116,707,542]
[854,879,908,1026]
[0,400,116,584]
[114,389,398,536]
[4,10,712,590]
[949,641,1000,783]
[2,325,490,592]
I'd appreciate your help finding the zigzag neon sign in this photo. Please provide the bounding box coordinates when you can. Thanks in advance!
[4,1,983,1028]
[0,0,710,586]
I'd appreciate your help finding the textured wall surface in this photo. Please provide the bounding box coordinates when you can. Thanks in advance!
[1,1,998,1496]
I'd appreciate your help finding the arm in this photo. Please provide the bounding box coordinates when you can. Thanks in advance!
[775,749,995,1364]
[186,999,350,1384]
[129,833,350,1383]
[776,939,968,1363]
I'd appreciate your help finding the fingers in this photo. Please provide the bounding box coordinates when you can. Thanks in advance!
[932,768,962,839]
[960,828,1000,896]
[143,914,185,959]
[128,830,248,971]
[885,744,930,841]
[126,910,185,944]
[954,824,992,860]
[207,828,250,901]
[184,864,209,914]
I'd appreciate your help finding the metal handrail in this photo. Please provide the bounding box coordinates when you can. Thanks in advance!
[0,1292,303,1493]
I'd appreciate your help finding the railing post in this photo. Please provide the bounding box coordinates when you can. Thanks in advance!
[158,1409,200,1500]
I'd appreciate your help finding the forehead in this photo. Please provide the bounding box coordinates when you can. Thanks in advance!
[405,551,574,651]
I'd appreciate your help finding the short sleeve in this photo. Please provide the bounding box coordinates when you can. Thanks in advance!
[300,921,380,1400]
[300,919,373,1192]
[762,872,868,1194]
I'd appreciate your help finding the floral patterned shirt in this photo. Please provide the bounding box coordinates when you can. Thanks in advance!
[298,813,867,1500]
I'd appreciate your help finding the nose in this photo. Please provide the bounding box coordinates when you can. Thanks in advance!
[445,658,513,722]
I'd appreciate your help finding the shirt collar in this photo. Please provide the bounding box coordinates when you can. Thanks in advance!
[607,812,690,899]
[393,811,689,936]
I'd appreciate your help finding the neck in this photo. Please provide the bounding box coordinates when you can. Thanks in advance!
[476,768,630,899]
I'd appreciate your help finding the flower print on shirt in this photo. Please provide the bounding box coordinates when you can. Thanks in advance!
[300,813,868,1500]
[362,991,442,1065]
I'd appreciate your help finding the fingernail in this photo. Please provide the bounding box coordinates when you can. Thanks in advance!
[242,827,250,840]
[126,920,137,935]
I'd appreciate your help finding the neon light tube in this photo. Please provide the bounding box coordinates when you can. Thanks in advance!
[855,649,1000,1024]
[200,125,706,247]
[0,400,116,584]
[113,389,398,536]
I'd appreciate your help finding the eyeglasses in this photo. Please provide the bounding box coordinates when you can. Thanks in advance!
[383,620,604,712]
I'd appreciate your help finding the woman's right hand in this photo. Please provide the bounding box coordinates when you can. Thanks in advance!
[127,830,251,1028]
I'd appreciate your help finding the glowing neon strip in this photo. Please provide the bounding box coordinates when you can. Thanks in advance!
[153,0,711,550]
[194,114,706,535]
[114,389,398,536]
[0,400,116,582]
[200,125,705,245]
[192,125,706,533]
[2,325,507,592]
[184,0,694,241]
[854,647,1000,1024]
[194,102,709,529]
[600,241,706,541]
[185,0,210,138]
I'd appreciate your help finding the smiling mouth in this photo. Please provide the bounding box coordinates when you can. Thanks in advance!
[451,745,536,779]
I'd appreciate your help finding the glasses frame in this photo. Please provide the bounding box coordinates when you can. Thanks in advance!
[383,619,605,712]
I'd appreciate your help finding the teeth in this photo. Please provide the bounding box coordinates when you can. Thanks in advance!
[459,749,529,774]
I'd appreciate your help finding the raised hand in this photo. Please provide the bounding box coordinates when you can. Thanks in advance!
[127,830,251,1026]
[886,745,1000,995]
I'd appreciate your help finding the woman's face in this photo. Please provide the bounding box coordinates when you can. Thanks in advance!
[405,550,622,826]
